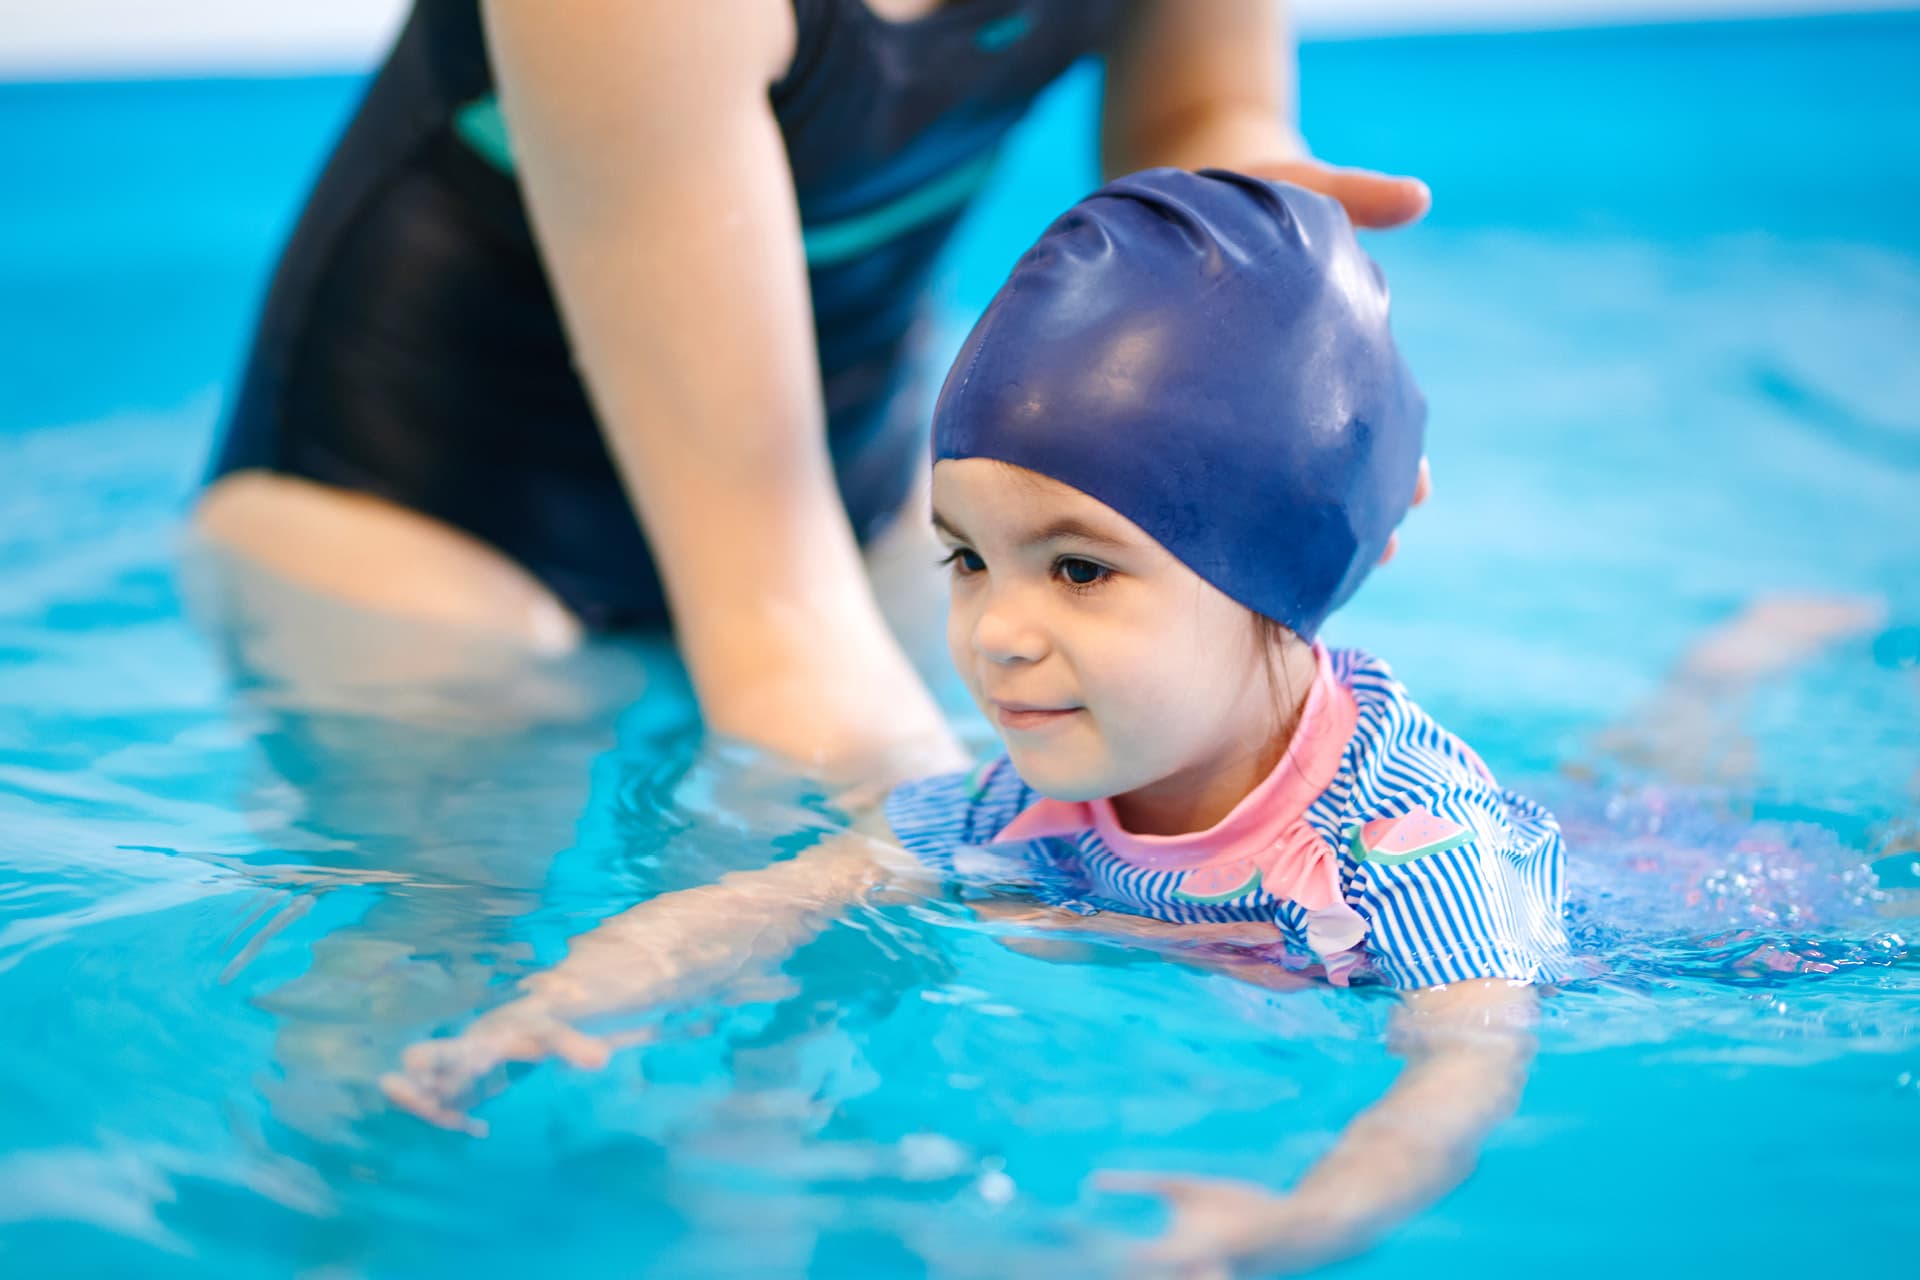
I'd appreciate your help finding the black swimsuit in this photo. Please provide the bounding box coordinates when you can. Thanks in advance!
[209,0,1126,627]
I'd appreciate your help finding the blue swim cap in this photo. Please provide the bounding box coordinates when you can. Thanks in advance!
[932,167,1426,641]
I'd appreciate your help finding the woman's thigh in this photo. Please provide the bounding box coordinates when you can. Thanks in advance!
[195,469,583,655]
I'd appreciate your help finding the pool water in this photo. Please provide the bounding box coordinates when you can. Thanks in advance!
[3,12,1918,1277]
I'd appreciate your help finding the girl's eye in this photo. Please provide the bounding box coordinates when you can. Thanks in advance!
[1056,557,1110,589]
[939,548,985,575]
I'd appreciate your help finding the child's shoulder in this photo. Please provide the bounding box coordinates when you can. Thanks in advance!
[883,755,1038,867]
[1327,646,1507,814]
[1325,650,1572,985]
[1327,645,1561,857]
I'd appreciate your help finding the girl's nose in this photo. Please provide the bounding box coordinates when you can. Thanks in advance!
[971,594,1048,665]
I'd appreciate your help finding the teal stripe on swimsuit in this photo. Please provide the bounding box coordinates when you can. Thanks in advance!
[453,96,516,174]
[801,146,1001,267]
[452,95,999,269]
[974,12,1032,51]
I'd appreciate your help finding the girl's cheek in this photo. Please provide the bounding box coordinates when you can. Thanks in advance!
[945,611,974,677]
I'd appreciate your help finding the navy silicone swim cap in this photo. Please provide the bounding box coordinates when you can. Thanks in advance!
[932,167,1426,641]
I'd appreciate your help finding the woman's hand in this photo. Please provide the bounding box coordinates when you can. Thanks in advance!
[1378,456,1431,566]
[1102,0,1432,224]
[1096,1172,1347,1279]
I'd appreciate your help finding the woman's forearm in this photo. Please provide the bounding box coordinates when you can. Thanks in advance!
[1101,0,1302,179]
[481,1,962,779]
[1098,0,1429,231]
[1109,101,1305,180]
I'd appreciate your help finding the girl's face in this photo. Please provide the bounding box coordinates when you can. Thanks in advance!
[932,459,1304,832]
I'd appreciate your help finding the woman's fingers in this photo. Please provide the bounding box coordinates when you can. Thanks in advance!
[1239,159,1431,228]
[1378,459,1430,565]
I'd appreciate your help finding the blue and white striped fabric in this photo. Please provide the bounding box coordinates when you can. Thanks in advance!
[884,648,1575,989]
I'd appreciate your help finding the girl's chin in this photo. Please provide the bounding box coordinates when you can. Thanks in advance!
[1002,750,1122,804]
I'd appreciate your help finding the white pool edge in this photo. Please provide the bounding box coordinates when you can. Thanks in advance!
[1,0,1912,81]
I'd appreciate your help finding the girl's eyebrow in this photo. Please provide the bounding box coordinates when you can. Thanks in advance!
[930,512,968,542]
[931,510,1132,552]
[1025,517,1134,551]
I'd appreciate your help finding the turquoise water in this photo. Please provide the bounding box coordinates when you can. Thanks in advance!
[3,12,1918,1276]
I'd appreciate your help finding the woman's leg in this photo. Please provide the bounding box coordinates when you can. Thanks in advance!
[186,473,673,1140]
[196,469,584,656]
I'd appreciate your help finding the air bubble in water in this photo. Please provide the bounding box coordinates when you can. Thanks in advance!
[977,1158,1016,1207]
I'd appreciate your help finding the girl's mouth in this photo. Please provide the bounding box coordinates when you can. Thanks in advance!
[993,703,1082,732]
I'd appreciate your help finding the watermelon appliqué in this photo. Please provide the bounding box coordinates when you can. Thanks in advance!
[1171,858,1263,904]
[1350,808,1472,866]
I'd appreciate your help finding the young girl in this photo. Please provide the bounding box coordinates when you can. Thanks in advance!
[386,169,1571,1274]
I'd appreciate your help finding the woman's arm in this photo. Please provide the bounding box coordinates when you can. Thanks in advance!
[479,1,965,784]
[383,824,922,1134]
[1101,0,1430,227]
[1104,979,1539,1274]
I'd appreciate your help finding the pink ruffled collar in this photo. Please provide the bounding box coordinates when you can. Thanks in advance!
[992,643,1369,976]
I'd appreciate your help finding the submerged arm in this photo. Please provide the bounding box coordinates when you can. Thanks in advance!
[1290,980,1538,1233]
[384,824,921,1132]
[523,835,904,1017]
[1108,979,1539,1274]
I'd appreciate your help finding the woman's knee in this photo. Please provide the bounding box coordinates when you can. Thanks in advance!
[194,470,583,655]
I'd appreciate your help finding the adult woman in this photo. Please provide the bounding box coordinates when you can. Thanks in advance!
[196,0,1429,781]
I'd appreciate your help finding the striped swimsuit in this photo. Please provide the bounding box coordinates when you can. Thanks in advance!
[885,646,1575,990]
